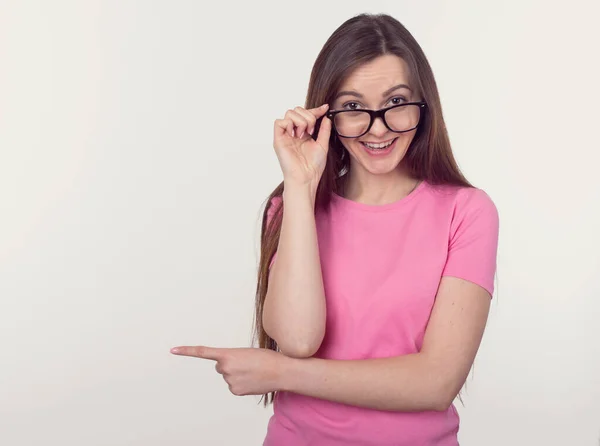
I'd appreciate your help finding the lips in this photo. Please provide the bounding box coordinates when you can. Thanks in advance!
[360,137,398,156]
[361,138,396,148]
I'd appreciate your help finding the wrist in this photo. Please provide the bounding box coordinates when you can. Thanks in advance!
[283,180,319,204]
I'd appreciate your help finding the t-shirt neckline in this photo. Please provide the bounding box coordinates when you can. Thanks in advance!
[331,180,427,212]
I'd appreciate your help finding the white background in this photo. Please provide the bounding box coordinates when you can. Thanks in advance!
[1,1,599,445]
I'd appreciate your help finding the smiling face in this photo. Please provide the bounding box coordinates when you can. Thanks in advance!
[331,54,421,177]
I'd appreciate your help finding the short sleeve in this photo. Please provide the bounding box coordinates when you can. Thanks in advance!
[266,196,283,269]
[441,188,499,296]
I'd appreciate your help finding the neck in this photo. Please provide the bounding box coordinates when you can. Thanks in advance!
[342,163,419,206]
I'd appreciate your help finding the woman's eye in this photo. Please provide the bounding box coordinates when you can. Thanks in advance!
[341,97,407,110]
[343,102,361,110]
[390,96,407,105]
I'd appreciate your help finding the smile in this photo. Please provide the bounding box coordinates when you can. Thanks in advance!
[360,138,398,156]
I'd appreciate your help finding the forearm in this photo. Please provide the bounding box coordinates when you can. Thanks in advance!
[280,353,455,412]
[263,181,326,358]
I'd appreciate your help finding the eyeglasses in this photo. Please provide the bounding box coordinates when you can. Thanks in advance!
[326,102,427,138]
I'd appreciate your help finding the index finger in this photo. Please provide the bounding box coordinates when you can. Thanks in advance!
[170,345,222,360]
[307,103,330,118]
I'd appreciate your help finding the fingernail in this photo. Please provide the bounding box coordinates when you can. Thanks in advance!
[299,131,304,138]
[309,127,314,135]
[171,347,180,353]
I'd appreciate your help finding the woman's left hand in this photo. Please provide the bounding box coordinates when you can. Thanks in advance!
[170,345,289,396]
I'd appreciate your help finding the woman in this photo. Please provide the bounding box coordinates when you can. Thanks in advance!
[171,12,499,445]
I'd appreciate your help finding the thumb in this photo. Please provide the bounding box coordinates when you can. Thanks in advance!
[316,116,332,151]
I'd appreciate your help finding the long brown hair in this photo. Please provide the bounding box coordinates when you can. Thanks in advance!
[252,12,472,406]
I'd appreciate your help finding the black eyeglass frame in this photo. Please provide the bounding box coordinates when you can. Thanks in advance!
[325,101,428,138]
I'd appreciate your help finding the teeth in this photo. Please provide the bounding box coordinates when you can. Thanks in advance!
[363,139,394,149]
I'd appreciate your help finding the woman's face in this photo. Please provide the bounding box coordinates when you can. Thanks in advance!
[331,54,420,177]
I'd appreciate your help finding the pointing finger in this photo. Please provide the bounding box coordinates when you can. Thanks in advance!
[170,346,222,360]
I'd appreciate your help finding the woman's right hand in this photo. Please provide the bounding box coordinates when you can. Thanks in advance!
[273,104,332,187]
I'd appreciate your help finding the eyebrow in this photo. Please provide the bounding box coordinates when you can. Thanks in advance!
[333,83,412,101]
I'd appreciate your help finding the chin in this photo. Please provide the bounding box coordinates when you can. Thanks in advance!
[358,159,401,175]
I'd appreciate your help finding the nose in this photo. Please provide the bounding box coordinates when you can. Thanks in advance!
[367,116,389,138]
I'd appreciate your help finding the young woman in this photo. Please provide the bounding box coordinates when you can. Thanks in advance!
[171,12,499,446]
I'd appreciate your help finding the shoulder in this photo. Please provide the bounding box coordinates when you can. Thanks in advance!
[426,183,498,222]
[267,195,283,213]
[433,185,499,248]
[266,195,283,223]
[455,186,498,220]
[269,195,283,207]
[435,185,500,295]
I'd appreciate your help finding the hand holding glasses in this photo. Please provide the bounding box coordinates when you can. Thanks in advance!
[272,101,427,188]
[273,104,333,188]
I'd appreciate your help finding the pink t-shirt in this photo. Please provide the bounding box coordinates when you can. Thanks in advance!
[263,180,499,446]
